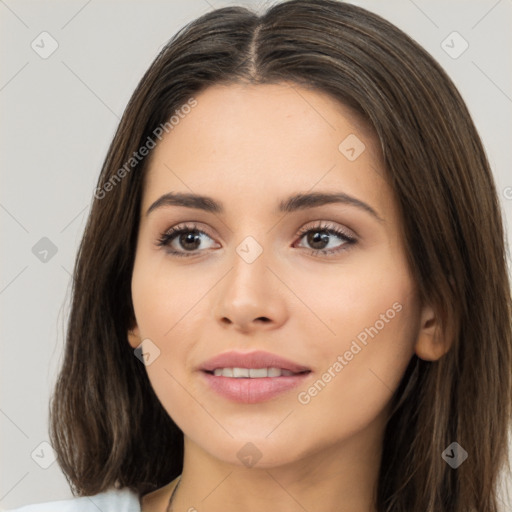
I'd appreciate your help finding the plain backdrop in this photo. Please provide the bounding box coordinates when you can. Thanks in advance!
[1,0,511,509]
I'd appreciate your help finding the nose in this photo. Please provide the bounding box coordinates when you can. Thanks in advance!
[213,245,288,334]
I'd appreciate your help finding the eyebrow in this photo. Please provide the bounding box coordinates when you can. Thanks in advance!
[145,191,384,222]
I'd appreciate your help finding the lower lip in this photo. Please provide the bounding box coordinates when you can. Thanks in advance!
[200,371,311,404]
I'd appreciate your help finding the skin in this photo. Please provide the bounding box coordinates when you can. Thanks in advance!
[128,82,449,512]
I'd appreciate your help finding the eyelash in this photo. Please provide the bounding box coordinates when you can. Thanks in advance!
[155,222,357,258]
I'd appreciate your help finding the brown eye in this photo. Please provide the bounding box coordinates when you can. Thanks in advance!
[295,222,356,256]
[177,230,202,251]
[156,223,218,257]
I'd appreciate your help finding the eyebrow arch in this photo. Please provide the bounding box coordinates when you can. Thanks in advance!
[145,191,384,222]
[278,192,383,222]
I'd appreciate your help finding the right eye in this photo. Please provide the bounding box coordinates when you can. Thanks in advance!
[156,223,219,257]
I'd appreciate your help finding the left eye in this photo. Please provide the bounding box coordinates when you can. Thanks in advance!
[294,223,356,254]
[156,221,357,257]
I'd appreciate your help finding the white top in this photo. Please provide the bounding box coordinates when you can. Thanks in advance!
[3,487,141,512]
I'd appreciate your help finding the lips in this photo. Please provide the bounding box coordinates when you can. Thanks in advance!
[198,350,312,404]
[199,350,311,374]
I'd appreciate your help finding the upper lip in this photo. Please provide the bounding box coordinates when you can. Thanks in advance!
[199,350,311,374]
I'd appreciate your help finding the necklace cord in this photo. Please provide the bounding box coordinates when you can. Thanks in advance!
[166,476,182,512]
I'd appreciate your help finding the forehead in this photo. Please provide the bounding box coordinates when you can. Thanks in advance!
[141,82,390,218]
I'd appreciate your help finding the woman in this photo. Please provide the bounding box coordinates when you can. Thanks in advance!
[8,0,511,511]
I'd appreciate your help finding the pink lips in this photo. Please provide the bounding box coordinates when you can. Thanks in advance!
[200,350,311,373]
[199,350,311,404]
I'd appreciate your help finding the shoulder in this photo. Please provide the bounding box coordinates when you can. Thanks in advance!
[4,487,141,512]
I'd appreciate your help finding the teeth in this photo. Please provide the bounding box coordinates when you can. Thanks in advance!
[249,368,267,378]
[233,367,249,378]
[267,367,281,377]
[212,367,296,378]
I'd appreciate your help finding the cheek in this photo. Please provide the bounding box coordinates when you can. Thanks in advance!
[131,246,206,341]
[290,246,417,350]
[130,260,206,430]
[291,256,418,429]
[130,252,215,402]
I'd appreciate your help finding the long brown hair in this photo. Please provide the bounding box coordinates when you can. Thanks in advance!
[49,1,512,510]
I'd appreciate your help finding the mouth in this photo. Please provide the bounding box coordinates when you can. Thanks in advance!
[204,367,309,377]
[199,351,312,403]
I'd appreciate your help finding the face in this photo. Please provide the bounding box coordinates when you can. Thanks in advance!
[128,82,436,470]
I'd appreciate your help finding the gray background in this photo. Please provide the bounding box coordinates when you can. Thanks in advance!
[1,0,511,509]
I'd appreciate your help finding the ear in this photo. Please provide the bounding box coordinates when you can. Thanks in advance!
[127,324,142,349]
[414,303,453,361]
